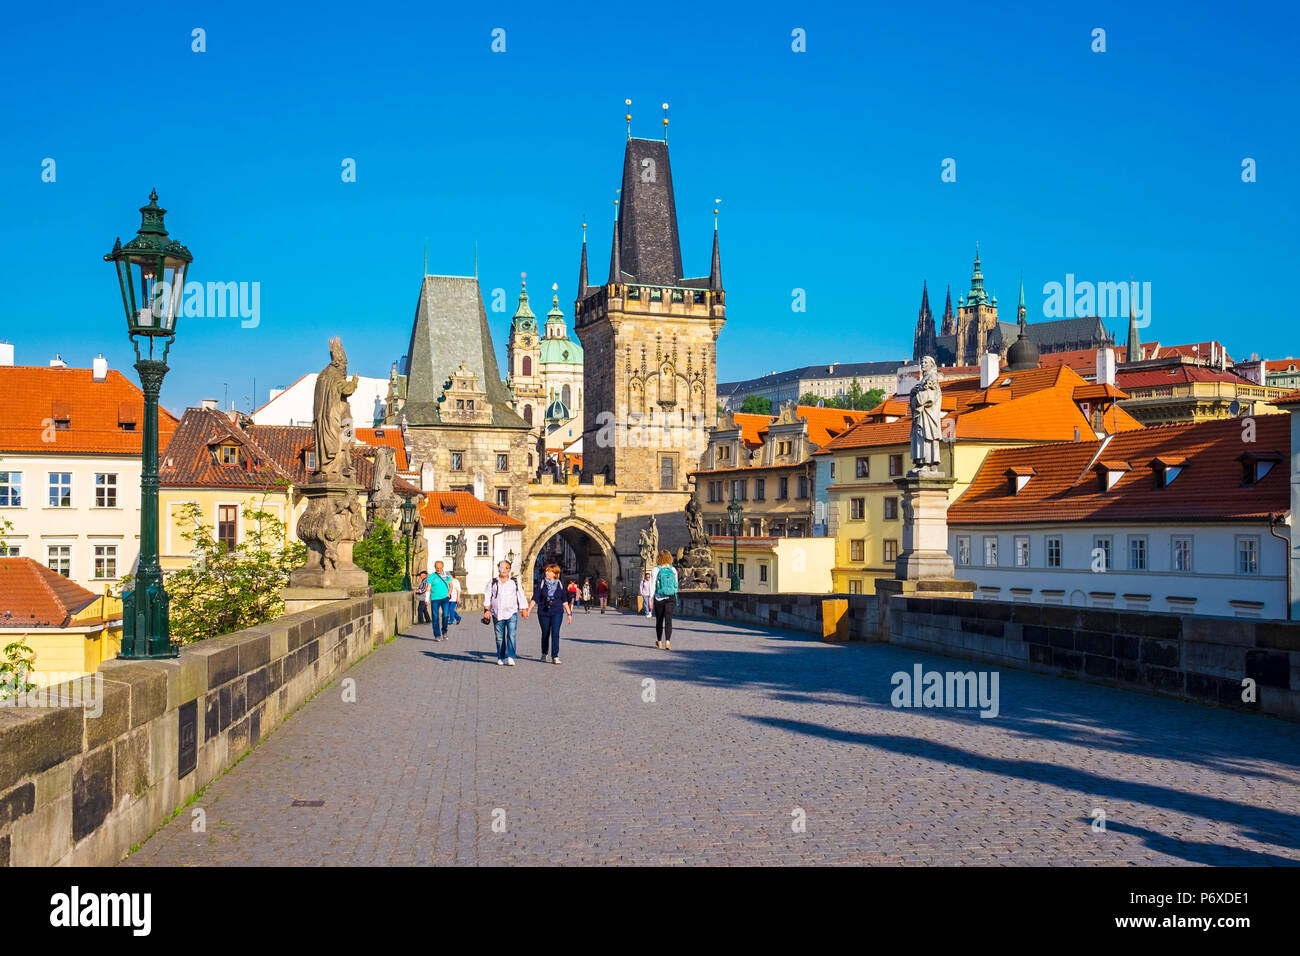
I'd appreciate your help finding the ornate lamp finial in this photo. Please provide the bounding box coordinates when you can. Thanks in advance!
[662,102,669,141]
[625,98,632,138]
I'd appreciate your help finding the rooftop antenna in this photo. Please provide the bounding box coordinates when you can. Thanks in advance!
[625,98,632,138]
[662,102,669,142]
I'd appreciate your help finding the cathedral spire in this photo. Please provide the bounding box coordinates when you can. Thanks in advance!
[913,280,936,361]
[577,222,588,301]
[1017,272,1027,327]
[709,207,722,292]
[941,285,955,336]
[1126,279,1142,363]
[967,243,988,305]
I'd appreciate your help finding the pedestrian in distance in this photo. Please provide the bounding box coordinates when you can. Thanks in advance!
[482,560,528,666]
[597,577,609,614]
[581,578,592,614]
[447,574,463,625]
[415,571,431,624]
[428,560,452,641]
[639,569,654,619]
[567,578,580,612]
[530,563,573,664]
[652,550,678,650]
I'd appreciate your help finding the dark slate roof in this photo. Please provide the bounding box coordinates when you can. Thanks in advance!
[718,361,906,397]
[1024,316,1112,349]
[616,138,684,285]
[402,275,528,428]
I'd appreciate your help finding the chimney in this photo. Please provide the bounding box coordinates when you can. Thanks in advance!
[420,460,435,491]
[92,354,108,382]
[979,351,999,389]
[49,353,67,368]
[1096,348,1116,386]
[0,342,12,366]
[200,398,218,410]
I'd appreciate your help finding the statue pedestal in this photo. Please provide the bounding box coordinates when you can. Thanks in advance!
[872,472,975,639]
[676,543,718,591]
[288,481,371,591]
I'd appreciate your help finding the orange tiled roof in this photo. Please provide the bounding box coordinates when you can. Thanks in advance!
[0,365,179,456]
[731,412,772,447]
[0,557,99,627]
[356,426,408,470]
[1265,358,1300,373]
[418,491,524,528]
[1273,389,1300,407]
[817,364,1141,454]
[949,414,1289,525]
[793,405,867,449]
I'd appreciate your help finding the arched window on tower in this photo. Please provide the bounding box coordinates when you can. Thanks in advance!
[522,356,531,377]
[524,405,533,425]
[561,384,571,408]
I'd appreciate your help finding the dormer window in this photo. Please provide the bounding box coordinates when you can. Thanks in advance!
[1237,451,1282,485]
[1149,456,1186,488]
[718,445,731,462]
[1004,466,1036,494]
[306,451,318,471]
[1093,460,1130,491]
[220,445,239,465]
[117,402,138,432]
[51,400,71,430]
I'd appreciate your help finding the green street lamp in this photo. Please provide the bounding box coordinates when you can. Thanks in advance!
[399,494,418,590]
[727,496,743,592]
[105,190,191,660]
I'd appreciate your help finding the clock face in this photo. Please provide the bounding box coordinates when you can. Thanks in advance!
[519,335,534,348]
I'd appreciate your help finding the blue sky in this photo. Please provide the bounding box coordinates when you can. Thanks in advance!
[2,0,1297,412]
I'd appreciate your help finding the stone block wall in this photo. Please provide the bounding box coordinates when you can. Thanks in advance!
[0,591,413,867]
[890,597,1300,721]
[677,591,880,640]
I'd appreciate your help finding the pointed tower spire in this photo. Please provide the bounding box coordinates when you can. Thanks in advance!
[967,243,988,305]
[709,202,722,292]
[1126,277,1142,363]
[608,205,622,284]
[577,221,588,301]
[1017,272,1027,328]
[913,281,936,361]
[941,285,956,336]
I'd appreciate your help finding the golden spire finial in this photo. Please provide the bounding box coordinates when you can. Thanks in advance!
[625,98,632,138]
[552,281,559,307]
[520,270,526,290]
[662,102,669,142]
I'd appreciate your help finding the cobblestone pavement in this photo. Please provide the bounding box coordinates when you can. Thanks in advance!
[123,610,1300,866]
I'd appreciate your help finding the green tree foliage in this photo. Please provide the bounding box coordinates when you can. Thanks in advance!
[739,394,773,415]
[159,498,306,645]
[800,381,886,411]
[353,519,405,593]
[1,640,36,701]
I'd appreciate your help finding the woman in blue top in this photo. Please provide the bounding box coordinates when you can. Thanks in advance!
[528,563,573,664]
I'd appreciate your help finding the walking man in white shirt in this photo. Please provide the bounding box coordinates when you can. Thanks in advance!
[482,560,528,666]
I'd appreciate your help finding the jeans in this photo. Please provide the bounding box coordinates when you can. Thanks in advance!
[448,600,461,624]
[431,597,449,638]
[539,613,564,657]
[493,613,518,661]
[654,596,675,642]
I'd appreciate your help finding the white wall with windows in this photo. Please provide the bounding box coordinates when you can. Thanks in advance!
[420,524,523,592]
[0,453,141,592]
[949,523,1288,619]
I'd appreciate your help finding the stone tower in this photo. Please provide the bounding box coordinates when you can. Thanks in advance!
[574,136,726,493]
[955,245,999,365]
[506,277,545,433]
[912,280,936,361]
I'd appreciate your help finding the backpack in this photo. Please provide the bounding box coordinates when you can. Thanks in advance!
[655,565,678,598]
[489,576,524,614]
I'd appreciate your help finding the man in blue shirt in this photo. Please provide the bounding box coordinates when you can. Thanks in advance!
[428,560,452,641]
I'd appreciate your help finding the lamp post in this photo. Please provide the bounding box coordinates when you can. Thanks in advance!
[399,494,418,590]
[507,549,516,574]
[727,496,743,592]
[105,191,191,660]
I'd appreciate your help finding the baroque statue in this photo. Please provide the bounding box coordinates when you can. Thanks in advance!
[453,528,468,576]
[312,336,360,483]
[908,355,944,475]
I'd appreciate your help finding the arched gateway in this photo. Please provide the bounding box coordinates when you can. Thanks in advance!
[522,516,620,591]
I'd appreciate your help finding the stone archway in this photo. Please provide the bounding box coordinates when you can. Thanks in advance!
[523,516,621,593]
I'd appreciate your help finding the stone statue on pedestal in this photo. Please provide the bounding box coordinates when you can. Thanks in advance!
[313,336,360,482]
[676,481,718,590]
[410,518,429,578]
[366,445,400,530]
[452,529,468,576]
[908,355,944,476]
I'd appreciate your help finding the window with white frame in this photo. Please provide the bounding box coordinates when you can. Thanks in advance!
[984,536,998,566]
[1093,535,1112,571]
[476,534,490,556]
[0,472,21,507]
[848,579,862,594]
[1172,535,1193,572]
[0,544,18,557]
[1237,536,1259,575]
[1046,536,1062,568]
[758,562,769,583]
[47,544,71,577]
[883,539,899,563]
[956,535,971,566]
[1014,536,1030,568]
[93,545,118,579]
[1128,536,1147,571]
[850,498,865,520]
[855,457,870,478]
[48,472,72,508]
[850,539,865,562]
[94,473,118,508]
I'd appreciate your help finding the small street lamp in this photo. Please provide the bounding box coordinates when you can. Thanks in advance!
[727,496,743,592]
[506,549,516,573]
[105,190,191,660]
[399,494,418,590]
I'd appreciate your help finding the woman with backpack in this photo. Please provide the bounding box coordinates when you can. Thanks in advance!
[529,563,573,664]
[652,550,678,650]
[581,579,592,613]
